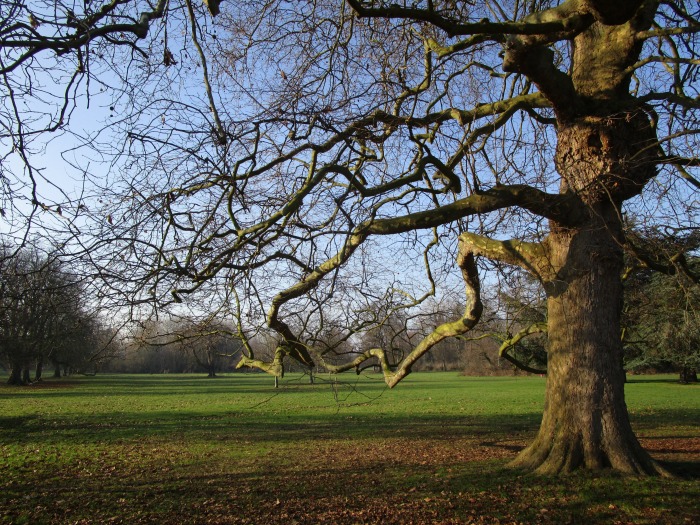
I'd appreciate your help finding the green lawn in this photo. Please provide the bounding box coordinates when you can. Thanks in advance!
[0,372,698,524]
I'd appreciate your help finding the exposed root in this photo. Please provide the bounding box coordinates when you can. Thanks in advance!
[510,429,674,477]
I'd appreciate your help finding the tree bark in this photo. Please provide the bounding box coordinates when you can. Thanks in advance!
[512,114,668,475]
[512,215,663,474]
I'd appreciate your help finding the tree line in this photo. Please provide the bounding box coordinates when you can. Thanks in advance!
[0,241,247,380]
[4,236,696,382]
[0,243,114,384]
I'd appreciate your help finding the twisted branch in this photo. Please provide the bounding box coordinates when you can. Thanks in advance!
[324,236,483,387]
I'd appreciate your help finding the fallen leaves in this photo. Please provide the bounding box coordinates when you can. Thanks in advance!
[1,432,698,525]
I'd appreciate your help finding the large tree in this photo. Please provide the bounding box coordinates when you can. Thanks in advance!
[2,1,699,475]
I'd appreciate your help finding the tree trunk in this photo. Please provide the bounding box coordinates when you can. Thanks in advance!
[22,367,32,385]
[51,357,62,378]
[7,365,24,385]
[512,219,663,474]
[680,368,698,384]
[512,116,668,476]
[35,357,44,382]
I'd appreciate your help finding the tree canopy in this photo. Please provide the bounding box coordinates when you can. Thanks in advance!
[2,0,699,474]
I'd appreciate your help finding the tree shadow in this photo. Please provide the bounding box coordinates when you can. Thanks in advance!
[4,450,697,525]
[627,378,686,384]
[659,460,700,479]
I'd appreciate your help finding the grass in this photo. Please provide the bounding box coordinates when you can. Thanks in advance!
[0,372,698,524]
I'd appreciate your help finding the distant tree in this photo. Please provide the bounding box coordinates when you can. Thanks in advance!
[357,302,418,371]
[111,317,242,374]
[491,240,700,380]
[416,300,466,371]
[47,319,120,378]
[174,320,241,377]
[121,320,189,373]
[0,247,45,384]
[490,272,548,375]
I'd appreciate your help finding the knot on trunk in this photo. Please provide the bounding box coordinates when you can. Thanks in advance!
[555,111,658,203]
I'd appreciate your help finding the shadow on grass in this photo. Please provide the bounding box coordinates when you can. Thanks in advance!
[2,410,698,485]
[659,460,700,479]
[0,372,542,398]
[3,404,699,441]
[627,377,697,385]
[0,378,292,399]
[0,410,543,444]
[2,448,698,525]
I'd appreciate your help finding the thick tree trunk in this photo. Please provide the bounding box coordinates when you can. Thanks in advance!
[7,365,24,385]
[512,115,668,475]
[512,216,664,474]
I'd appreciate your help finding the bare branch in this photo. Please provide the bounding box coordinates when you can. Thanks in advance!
[324,239,483,387]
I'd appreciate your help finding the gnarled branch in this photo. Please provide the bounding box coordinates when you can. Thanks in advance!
[325,237,483,387]
[459,231,549,279]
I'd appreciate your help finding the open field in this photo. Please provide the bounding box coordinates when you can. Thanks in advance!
[0,372,698,524]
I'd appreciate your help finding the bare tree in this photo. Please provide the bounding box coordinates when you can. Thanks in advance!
[0,240,103,383]
[0,0,171,240]
[3,0,700,475]
[173,318,241,377]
